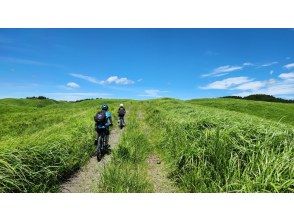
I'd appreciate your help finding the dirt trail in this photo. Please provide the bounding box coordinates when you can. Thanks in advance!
[147,154,179,193]
[138,106,179,193]
[61,127,123,193]
[61,106,178,193]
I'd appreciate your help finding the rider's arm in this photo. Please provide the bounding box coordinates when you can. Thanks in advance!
[106,111,113,125]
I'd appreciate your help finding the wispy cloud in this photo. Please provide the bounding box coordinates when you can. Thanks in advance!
[234,81,266,91]
[260,61,278,67]
[70,73,100,84]
[200,77,252,89]
[70,73,134,85]
[284,63,294,69]
[100,76,134,85]
[233,80,294,97]
[139,89,168,98]
[243,62,254,66]
[202,65,243,77]
[66,82,80,89]
[202,73,294,98]
[279,72,294,80]
[270,70,274,75]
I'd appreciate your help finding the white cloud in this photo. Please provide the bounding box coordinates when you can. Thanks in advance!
[200,77,252,89]
[243,62,254,66]
[231,76,294,97]
[232,91,253,97]
[100,76,134,85]
[66,82,80,89]
[234,81,266,91]
[234,81,294,97]
[202,65,243,77]
[279,72,294,80]
[261,61,278,67]
[270,70,274,75]
[70,73,134,85]
[284,63,294,69]
[140,89,168,98]
[201,68,294,98]
[70,73,100,84]
[266,82,294,95]
[137,78,143,82]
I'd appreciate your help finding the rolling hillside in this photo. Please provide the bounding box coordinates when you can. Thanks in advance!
[0,98,293,192]
[188,98,294,126]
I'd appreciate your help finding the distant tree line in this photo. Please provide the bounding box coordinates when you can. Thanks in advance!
[222,94,294,103]
[71,98,102,103]
[26,96,103,102]
[26,96,49,100]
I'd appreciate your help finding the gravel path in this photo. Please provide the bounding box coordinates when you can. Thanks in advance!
[147,154,179,193]
[61,127,123,193]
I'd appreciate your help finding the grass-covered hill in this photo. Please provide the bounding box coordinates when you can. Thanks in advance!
[188,98,294,126]
[0,98,293,192]
[0,98,130,192]
[222,94,294,103]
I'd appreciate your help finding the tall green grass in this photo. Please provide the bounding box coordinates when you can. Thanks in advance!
[146,100,294,192]
[98,103,153,192]
[0,99,124,192]
[1,98,293,192]
[188,98,294,126]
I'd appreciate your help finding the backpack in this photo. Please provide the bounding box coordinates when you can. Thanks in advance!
[95,110,107,125]
[118,107,125,116]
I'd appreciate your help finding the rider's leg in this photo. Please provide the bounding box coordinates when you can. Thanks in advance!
[106,129,110,146]
[94,127,99,145]
[106,135,109,145]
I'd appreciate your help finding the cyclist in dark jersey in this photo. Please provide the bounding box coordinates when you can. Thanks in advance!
[94,104,113,146]
[117,103,126,126]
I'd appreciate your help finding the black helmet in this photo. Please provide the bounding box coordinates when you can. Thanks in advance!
[101,104,108,111]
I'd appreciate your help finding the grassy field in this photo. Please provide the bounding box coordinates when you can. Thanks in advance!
[145,99,294,192]
[188,98,294,126]
[0,98,293,192]
[0,98,126,192]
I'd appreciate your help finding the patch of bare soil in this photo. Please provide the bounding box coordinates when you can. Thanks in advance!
[61,127,123,193]
[147,154,179,193]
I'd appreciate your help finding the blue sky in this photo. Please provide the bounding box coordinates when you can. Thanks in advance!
[0,28,294,100]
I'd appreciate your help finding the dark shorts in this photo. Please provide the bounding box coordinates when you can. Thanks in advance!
[95,127,110,135]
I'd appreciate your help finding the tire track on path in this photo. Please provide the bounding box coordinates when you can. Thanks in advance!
[138,105,179,193]
[61,121,124,193]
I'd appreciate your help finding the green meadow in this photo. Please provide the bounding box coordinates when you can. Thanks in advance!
[0,98,293,192]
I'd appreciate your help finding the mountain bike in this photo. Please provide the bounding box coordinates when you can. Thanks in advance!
[96,127,108,161]
[118,116,125,129]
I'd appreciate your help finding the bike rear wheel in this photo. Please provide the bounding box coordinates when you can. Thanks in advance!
[119,117,124,129]
[97,136,103,161]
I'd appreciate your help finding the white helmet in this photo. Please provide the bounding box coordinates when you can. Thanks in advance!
[119,103,123,107]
